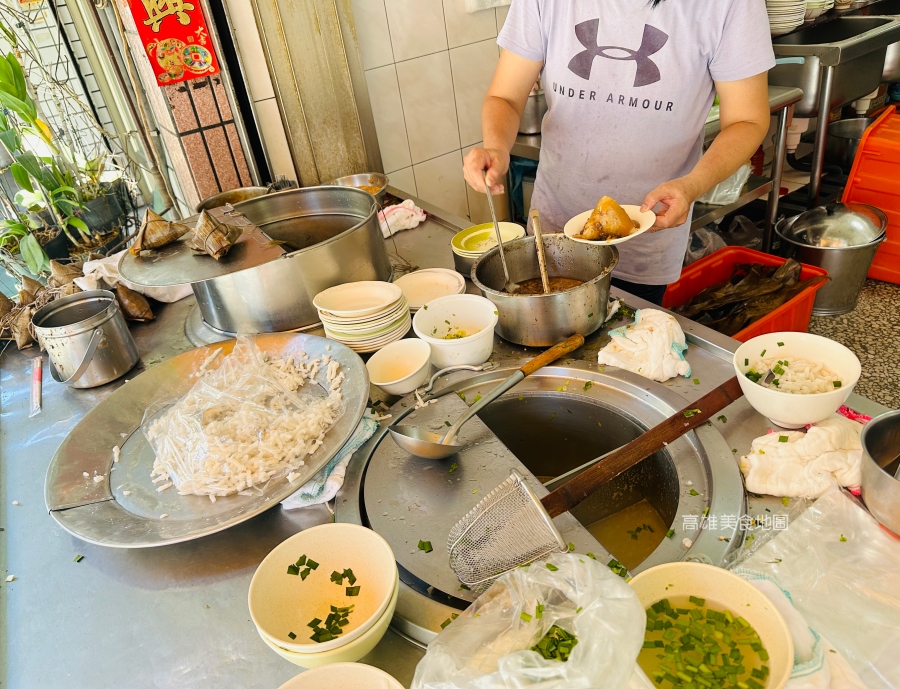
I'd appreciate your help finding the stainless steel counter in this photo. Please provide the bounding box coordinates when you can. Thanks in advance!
[0,193,887,688]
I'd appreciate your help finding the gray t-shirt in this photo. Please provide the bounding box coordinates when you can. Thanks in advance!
[499,0,775,284]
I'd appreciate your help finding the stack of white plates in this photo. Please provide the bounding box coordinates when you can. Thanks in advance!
[767,0,805,35]
[393,268,466,313]
[805,0,834,20]
[313,281,410,353]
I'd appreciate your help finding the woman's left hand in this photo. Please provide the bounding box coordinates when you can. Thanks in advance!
[641,176,704,232]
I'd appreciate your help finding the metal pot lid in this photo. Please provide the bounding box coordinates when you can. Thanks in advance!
[780,203,887,248]
[119,207,286,288]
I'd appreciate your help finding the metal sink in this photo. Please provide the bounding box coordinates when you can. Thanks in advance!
[849,0,900,81]
[771,16,900,117]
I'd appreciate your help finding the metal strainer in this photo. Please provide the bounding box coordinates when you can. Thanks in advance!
[447,470,567,587]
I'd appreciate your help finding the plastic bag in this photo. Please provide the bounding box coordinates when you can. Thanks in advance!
[724,215,762,250]
[411,552,645,689]
[684,225,728,266]
[143,334,345,498]
[734,487,900,688]
[696,163,751,205]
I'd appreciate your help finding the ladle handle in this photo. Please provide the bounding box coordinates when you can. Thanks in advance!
[482,169,510,285]
[529,209,551,294]
[519,334,584,376]
[443,334,585,445]
[540,375,744,518]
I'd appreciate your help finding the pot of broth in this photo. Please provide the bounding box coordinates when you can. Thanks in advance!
[472,234,618,346]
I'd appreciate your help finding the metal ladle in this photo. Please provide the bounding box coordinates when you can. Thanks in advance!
[389,334,585,459]
[482,169,517,293]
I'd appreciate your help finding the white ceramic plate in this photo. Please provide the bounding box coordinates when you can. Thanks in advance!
[394,268,466,310]
[319,299,408,331]
[278,662,404,688]
[563,204,657,246]
[323,313,411,341]
[313,281,402,318]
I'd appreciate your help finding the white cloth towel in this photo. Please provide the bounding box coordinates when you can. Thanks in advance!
[379,199,426,238]
[739,415,864,498]
[733,571,867,689]
[73,250,193,302]
[597,308,691,382]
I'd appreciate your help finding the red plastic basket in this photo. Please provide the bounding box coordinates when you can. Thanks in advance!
[662,247,828,342]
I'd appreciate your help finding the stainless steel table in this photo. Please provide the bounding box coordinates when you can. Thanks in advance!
[0,191,886,688]
[509,85,804,252]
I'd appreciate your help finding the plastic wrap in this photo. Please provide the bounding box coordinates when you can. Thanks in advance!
[411,552,645,689]
[697,163,752,205]
[144,334,345,498]
[734,487,900,688]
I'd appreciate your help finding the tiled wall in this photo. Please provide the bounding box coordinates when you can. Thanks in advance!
[352,0,510,223]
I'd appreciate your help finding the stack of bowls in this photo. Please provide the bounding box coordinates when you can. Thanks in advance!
[766,0,806,35]
[451,222,525,275]
[249,523,399,669]
[805,0,834,19]
[313,281,410,353]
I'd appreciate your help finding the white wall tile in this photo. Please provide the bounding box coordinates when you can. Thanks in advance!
[224,0,275,102]
[462,142,509,223]
[496,5,510,34]
[449,39,498,148]
[414,150,468,219]
[443,0,496,49]
[254,98,298,182]
[396,52,460,164]
[365,65,412,173]
[384,0,448,62]
[350,0,394,69]
[387,166,417,197]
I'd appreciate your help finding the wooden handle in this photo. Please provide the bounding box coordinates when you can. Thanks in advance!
[530,209,551,294]
[540,376,744,518]
[519,334,584,376]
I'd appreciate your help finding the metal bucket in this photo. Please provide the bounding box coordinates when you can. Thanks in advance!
[32,290,139,388]
[825,117,875,171]
[472,234,618,346]
[191,186,392,334]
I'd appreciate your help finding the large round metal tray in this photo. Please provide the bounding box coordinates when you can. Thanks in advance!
[44,333,369,547]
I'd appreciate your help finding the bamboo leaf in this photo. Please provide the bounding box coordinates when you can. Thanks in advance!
[19,233,48,274]
[10,162,32,192]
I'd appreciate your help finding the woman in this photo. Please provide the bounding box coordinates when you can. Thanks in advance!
[463,0,775,305]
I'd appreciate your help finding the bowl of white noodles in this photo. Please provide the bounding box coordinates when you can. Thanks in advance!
[733,332,861,428]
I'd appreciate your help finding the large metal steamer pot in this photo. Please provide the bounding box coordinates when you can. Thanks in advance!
[472,234,618,346]
[192,186,392,333]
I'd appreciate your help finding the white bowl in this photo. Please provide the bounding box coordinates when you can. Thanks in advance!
[278,662,404,689]
[629,562,794,689]
[733,332,860,428]
[248,523,397,654]
[366,339,432,395]
[412,294,498,368]
[262,578,400,669]
[313,282,402,318]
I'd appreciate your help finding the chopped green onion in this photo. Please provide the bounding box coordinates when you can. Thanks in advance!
[689,489,699,496]
[702,507,709,516]
[782,497,790,507]
[717,415,727,423]
[567,542,575,551]
[833,381,842,388]
[693,378,700,385]
[777,342,784,347]
[778,435,789,443]
[840,534,847,542]
[459,584,470,591]
[444,421,451,427]
[449,463,459,474]
[73,554,84,563]
[583,381,593,391]
[330,571,343,584]
[576,606,583,613]
[521,612,533,622]
[418,540,433,553]
[683,409,702,418]
[296,555,307,567]
[288,631,297,640]
[306,559,319,570]
[346,585,360,596]
[744,358,749,366]
[300,568,311,580]
[535,604,545,619]
[585,552,596,560]
[287,564,300,576]
[666,529,675,538]
[546,563,559,572]
[760,349,766,356]
[308,618,322,627]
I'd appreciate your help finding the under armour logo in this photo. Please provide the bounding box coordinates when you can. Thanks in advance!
[568,20,668,87]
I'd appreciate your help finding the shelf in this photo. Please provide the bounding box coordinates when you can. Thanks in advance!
[690,175,773,231]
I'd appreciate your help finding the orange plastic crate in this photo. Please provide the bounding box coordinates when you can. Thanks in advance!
[663,247,828,342]
[842,106,900,284]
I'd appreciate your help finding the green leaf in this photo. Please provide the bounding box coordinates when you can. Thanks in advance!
[0,90,33,122]
[66,217,90,235]
[19,233,48,274]
[8,53,27,103]
[0,127,19,154]
[10,162,32,192]
[50,185,78,198]
[15,151,43,180]
[0,24,16,49]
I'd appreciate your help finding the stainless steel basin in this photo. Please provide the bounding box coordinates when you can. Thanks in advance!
[849,0,900,81]
[771,17,900,117]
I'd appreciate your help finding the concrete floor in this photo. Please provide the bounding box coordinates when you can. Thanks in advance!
[808,279,900,409]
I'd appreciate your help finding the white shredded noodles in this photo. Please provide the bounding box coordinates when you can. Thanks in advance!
[748,355,842,394]
[147,337,343,498]
[112,446,121,463]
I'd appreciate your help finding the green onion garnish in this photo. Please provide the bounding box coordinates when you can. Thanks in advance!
[520,612,533,622]
[300,568,311,580]
[689,489,699,496]
[782,497,790,506]
[546,563,559,572]
[833,381,842,388]
[330,571,343,584]
[777,342,784,347]
[693,378,700,385]
[449,463,459,474]
[666,529,675,538]
[567,542,575,551]
[418,540,433,553]
[287,564,300,576]
[306,559,319,570]
[308,618,322,627]
[536,603,544,619]
[778,435,788,443]
[73,554,84,563]
[760,349,766,356]
[346,586,360,596]
[288,631,297,640]
[840,534,847,542]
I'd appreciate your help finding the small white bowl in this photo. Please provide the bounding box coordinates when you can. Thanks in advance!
[366,339,432,395]
[629,562,794,689]
[278,661,404,689]
[262,578,400,669]
[412,294,498,368]
[248,523,397,654]
[733,332,860,428]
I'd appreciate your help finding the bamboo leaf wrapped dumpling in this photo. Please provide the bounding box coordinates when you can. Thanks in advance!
[130,209,191,255]
[187,210,242,260]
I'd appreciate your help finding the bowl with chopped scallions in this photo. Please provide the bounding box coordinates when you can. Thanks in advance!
[733,332,860,428]
[629,562,793,689]
[249,523,398,657]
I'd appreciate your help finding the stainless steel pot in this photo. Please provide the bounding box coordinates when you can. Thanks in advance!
[330,172,389,206]
[32,290,139,388]
[519,83,547,135]
[192,186,392,334]
[471,234,618,346]
[860,410,900,537]
[195,186,270,212]
[825,117,875,171]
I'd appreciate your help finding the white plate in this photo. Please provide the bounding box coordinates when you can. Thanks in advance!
[324,313,411,341]
[278,662,404,689]
[313,281,402,318]
[319,298,408,330]
[393,268,466,309]
[563,204,657,245]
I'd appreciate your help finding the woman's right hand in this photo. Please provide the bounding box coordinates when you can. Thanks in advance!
[463,147,510,194]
